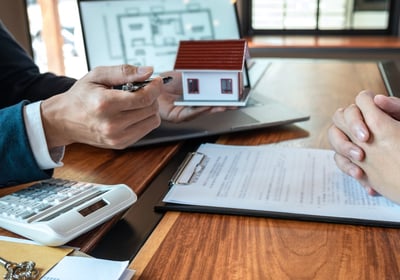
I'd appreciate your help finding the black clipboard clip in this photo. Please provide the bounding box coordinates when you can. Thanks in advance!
[169,152,206,186]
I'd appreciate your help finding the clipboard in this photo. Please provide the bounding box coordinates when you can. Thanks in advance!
[155,143,400,228]
[169,152,206,186]
[155,202,400,228]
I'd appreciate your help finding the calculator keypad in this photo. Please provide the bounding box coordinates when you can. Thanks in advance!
[0,179,97,222]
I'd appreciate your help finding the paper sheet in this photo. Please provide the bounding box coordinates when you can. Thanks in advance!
[0,236,133,280]
[164,143,400,222]
[0,240,73,278]
[42,256,131,280]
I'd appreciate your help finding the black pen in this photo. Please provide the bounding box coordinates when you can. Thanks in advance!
[122,76,173,92]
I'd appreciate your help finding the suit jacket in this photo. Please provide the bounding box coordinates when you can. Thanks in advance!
[0,22,76,187]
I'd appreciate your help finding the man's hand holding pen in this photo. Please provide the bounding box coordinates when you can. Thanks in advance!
[40,64,234,150]
[41,64,163,149]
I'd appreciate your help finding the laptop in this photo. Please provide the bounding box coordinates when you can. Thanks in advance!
[378,60,400,98]
[77,0,309,147]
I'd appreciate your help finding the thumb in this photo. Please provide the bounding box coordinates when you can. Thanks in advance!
[374,94,400,120]
[86,64,153,87]
[356,91,396,130]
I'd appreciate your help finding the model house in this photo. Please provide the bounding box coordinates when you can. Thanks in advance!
[173,39,247,103]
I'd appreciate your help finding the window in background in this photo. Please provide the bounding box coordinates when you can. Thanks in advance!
[248,0,395,35]
[26,0,86,78]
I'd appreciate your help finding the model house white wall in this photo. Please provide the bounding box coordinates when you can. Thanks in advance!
[182,71,242,101]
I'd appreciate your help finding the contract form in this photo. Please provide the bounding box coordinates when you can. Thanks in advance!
[163,143,400,225]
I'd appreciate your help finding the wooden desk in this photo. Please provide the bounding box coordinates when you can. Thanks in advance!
[0,142,182,252]
[130,60,400,279]
[1,59,399,278]
[247,35,400,59]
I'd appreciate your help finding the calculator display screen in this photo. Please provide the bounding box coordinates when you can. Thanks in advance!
[79,199,108,217]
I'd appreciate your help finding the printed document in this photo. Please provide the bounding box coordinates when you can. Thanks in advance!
[163,143,400,223]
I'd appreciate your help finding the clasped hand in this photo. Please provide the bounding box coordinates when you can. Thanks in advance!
[328,90,400,204]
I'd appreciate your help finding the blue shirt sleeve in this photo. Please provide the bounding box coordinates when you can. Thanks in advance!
[0,101,53,187]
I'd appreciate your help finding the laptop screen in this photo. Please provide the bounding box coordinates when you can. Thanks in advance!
[78,0,241,75]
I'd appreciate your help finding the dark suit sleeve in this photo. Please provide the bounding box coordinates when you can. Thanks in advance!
[0,21,76,107]
[0,21,76,187]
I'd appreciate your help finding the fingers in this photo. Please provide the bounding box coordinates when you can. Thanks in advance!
[121,77,163,111]
[96,111,161,149]
[360,181,379,196]
[88,76,164,113]
[332,105,369,143]
[97,97,160,132]
[333,152,364,179]
[329,90,384,197]
[42,65,164,149]
[356,90,399,136]
[160,71,182,91]
[328,123,365,162]
[374,94,400,120]
[87,64,154,87]
[333,152,379,196]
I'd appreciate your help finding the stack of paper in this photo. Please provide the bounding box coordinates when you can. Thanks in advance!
[0,236,134,280]
[43,256,134,280]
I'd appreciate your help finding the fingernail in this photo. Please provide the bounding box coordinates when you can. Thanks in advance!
[365,186,377,196]
[349,167,358,178]
[349,149,361,160]
[138,66,153,75]
[356,128,367,141]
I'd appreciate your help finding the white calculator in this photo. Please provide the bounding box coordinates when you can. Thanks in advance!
[0,178,137,246]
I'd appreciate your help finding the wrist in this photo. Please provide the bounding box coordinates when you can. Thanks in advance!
[41,94,72,149]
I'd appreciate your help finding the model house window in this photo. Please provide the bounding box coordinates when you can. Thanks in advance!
[221,79,233,94]
[187,79,199,94]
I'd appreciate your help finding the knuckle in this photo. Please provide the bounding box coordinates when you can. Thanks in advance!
[91,66,105,76]
[333,107,343,117]
[98,124,128,149]
[151,100,159,114]
[120,64,138,82]
[120,64,131,77]
[139,93,154,106]
[154,114,161,127]
[348,104,357,110]
[110,141,128,150]
[98,121,115,138]
[92,96,109,114]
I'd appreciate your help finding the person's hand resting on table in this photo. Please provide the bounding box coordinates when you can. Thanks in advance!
[328,90,400,204]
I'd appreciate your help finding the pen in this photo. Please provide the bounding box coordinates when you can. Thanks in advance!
[122,76,173,92]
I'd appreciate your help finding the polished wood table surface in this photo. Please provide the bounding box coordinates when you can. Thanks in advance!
[0,141,182,252]
[247,36,400,59]
[1,59,399,279]
[248,35,400,49]
[130,60,400,279]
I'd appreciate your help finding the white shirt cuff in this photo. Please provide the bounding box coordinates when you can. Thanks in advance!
[23,101,65,170]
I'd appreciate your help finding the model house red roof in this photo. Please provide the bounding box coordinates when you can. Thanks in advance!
[174,39,247,71]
